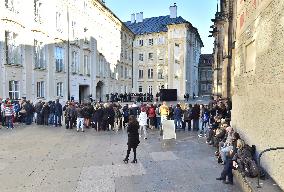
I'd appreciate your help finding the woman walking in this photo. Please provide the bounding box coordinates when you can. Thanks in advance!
[123,115,140,164]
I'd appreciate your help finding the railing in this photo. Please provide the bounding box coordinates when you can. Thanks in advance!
[257,147,284,188]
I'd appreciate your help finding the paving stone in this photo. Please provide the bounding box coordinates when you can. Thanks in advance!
[150,151,179,161]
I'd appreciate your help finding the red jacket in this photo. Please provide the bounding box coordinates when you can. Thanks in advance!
[148,106,156,118]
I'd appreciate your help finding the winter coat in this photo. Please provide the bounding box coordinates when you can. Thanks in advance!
[138,112,148,126]
[42,105,50,117]
[173,107,183,119]
[54,102,62,116]
[49,103,55,114]
[76,108,84,118]
[94,108,103,121]
[35,102,43,114]
[127,120,140,148]
[183,109,191,121]
[4,106,14,116]
[148,107,156,118]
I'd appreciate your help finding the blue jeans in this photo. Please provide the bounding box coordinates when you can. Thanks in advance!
[174,118,182,129]
[156,117,161,129]
[25,114,33,125]
[6,116,13,128]
[48,113,55,125]
[54,115,62,127]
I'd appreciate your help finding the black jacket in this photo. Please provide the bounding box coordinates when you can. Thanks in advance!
[127,121,140,148]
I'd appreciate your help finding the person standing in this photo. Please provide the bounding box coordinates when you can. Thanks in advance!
[5,101,14,129]
[65,102,76,129]
[76,104,84,132]
[35,100,43,125]
[183,104,192,131]
[42,102,50,126]
[148,104,156,129]
[173,104,183,130]
[191,104,200,131]
[54,99,62,127]
[160,101,169,128]
[123,115,140,164]
[138,106,148,140]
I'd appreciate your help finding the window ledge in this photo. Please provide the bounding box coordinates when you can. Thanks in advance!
[4,64,23,68]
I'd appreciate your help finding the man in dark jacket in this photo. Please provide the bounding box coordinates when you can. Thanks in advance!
[65,102,76,129]
[173,104,183,130]
[35,100,43,125]
[54,99,62,127]
[23,100,34,125]
[49,101,55,125]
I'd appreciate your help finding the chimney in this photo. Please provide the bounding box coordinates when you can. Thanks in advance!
[169,3,177,18]
[136,12,144,23]
[136,13,140,22]
[131,13,135,23]
[140,12,143,22]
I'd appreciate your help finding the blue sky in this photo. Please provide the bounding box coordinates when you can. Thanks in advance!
[105,0,217,54]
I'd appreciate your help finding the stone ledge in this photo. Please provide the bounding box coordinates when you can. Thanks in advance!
[233,170,283,192]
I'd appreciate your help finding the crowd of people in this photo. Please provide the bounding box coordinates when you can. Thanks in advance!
[106,92,158,103]
[0,96,259,185]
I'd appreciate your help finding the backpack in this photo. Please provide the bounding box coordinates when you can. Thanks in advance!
[244,158,259,178]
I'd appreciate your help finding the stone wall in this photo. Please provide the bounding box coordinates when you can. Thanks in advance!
[232,0,284,190]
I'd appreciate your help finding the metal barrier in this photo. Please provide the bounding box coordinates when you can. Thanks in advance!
[257,147,284,188]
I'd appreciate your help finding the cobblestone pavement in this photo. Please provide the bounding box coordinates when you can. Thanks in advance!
[0,125,242,192]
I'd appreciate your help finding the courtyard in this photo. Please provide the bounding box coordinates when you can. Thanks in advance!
[0,125,241,192]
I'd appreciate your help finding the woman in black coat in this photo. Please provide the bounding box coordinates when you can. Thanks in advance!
[123,115,140,163]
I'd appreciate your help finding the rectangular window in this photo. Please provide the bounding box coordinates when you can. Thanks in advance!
[36,81,45,98]
[120,66,123,78]
[148,53,153,60]
[125,67,127,78]
[9,80,20,99]
[158,69,164,79]
[148,86,153,94]
[207,70,212,78]
[34,0,42,22]
[158,36,164,44]
[83,55,90,75]
[56,82,63,97]
[72,51,79,73]
[55,46,64,72]
[201,71,206,80]
[56,11,63,33]
[207,84,212,91]
[139,39,143,46]
[149,38,153,46]
[139,69,143,79]
[148,69,153,79]
[5,31,22,65]
[5,0,18,13]
[139,86,143,93]
[34,39,46,69]
[139,53,144,61]
[201,84,207,91]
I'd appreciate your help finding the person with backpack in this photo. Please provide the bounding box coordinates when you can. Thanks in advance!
[183,104,192,131]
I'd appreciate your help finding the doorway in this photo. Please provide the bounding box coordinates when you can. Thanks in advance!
[79,85,90,103]
[96,81,104,102]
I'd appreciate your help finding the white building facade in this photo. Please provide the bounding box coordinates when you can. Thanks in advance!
[0,0,134,103]
[125,4,203,100]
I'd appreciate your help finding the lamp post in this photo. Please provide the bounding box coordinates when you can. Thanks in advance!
[67,5,70,101]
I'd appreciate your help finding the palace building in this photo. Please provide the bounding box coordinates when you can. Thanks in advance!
[0,1,202,102]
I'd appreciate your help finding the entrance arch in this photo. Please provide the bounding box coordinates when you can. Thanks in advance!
[96,81,104,102]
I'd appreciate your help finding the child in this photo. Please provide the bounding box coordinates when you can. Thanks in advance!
[216,149,235,185]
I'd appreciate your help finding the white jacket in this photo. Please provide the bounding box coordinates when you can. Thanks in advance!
[138,112,148,126]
